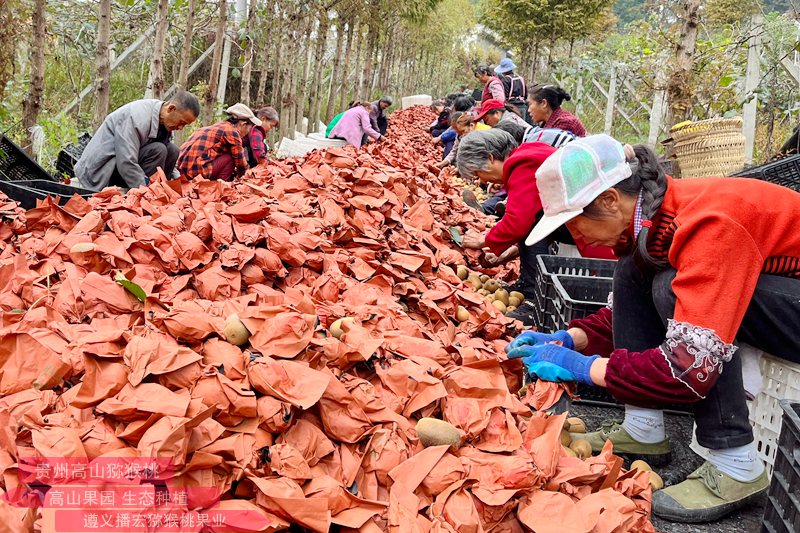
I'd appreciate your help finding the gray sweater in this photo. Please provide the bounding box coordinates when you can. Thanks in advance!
[75,99,165,191]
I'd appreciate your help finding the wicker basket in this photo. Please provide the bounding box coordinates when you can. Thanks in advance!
[670,118,746,179]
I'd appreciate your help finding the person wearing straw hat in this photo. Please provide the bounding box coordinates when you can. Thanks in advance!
[505,134,800,523]
[176,103,261,181]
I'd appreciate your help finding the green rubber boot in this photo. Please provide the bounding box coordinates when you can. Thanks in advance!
[573,419,671,465]
[652,462,768,523]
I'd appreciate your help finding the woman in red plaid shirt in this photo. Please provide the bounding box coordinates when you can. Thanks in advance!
[176,103,261,181]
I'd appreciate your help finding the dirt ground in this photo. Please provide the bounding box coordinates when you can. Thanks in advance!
[568,402,766,533]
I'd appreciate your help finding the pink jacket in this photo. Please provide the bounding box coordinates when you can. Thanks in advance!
[329,106,381,148]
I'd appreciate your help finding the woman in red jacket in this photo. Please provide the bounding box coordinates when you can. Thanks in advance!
[506,134,800,523]
[456,129,614,326]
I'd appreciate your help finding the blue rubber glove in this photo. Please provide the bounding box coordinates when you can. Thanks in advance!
[526,361,577,382]
[505,329,575,353]
[508,343,599,386]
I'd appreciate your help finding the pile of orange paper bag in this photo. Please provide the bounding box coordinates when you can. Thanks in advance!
[0,106,655,532]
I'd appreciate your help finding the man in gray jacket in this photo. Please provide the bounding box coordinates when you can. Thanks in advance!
[75,91,200,191]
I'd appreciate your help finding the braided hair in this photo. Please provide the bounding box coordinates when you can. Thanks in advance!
[583,144,668,270]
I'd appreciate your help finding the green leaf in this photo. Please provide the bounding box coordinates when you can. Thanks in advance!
[115,271,147,302]
[449,227,463,247]
[719,74,735,87]
[231,68,241,79]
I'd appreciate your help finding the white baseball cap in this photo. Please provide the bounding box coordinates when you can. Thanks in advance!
[226,103,262,127]
[525,134,632,246]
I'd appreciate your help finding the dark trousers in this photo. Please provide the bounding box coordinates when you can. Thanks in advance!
[109,141,179,188]
[210,153,235,182]
[612,255,800,449]
[377,116,388,136]
[518,237,550,302]
[481,190,508,216]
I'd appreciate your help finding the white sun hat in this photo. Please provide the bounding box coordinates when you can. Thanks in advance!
[525,134,632,246]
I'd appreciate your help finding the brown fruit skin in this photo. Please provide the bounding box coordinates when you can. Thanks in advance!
[508,296,522,308]
[492,300,507,313]
[494,289,509,305]
[505,305,517,313]
[569,439,592,459]
[563,446,578,458]
[649,471,664,490]
[630,460,653,472]
[560,429,572,447]
[567,417,586,433]
[479,274,490,283]
[330,317,355,339]
[416,418,461,448]
[483,279,500,293]
[456,306,470,322]
[223,314,251,346]
[510,291,525,302]
[456,265,469,280]
[563,417,572,431]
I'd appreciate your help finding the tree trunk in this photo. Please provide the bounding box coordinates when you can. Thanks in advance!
[204,0,228,124]
[92,0,112,130]
[145,0,169,99]
[240,0,257,105]
[256,0,275,105]
[0,3,20,106]
[279,12,297,138]
[324,17,345,121]
[337,17,357,111]
[360,20,378,98]
[308,12,329,130]
[270,4,285,109]
[296,14,314,133]
[22,0,46,158]
[177,0,196,90]
[666,0,701,127]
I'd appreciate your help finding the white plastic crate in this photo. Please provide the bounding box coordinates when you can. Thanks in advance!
[401,94,432,109]
[748,353,800,476]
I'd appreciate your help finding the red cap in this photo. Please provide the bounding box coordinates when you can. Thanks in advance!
[475,99,506,122]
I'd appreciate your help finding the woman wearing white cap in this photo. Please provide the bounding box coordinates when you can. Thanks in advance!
[177,103,261,181]
[505,135,800,523]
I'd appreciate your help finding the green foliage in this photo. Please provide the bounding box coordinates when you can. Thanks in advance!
[705,0,759,27]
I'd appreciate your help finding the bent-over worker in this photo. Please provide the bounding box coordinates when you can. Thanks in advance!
[75,91,200,191]
[506,134,800,524]
[176,103,261,181]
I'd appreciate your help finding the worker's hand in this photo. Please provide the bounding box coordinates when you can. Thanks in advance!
[461,230,485,250]
[484,246,517,266]
[507,343,599,386]
[505,330,575,352]
[525,361,577,383]
[434,160,448,169]
[432,137,442,145]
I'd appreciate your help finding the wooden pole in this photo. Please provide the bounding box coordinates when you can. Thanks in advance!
[743,14,763,165]
[604,66,617,135]
[648,90,666,147]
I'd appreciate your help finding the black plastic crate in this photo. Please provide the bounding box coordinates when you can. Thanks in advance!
[54,133,92,179]
[762,400,800,533]
[731,154,800,193]
[534,256,616,333]
[0,180,95,210]
[0,135,55,182]
[551,275,613,332]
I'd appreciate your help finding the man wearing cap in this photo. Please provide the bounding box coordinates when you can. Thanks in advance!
[370,96,393,136]
[176,103,260,181]
[75,91,200,191]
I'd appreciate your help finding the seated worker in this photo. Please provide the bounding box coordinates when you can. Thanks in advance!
[506,134,800,523]
[245,107,280,168]
[75,91,199,191]
[429,100,450,137]
[456,129,614,326]
[370,96,393,136]
[176,103,260,181]
[475,98,529,129]
[326,101,356,138]
[329,101,384,148]
[527,84,586,137]
[435,111,474,169]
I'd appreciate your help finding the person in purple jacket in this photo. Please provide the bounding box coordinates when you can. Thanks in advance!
[329,101,385,148]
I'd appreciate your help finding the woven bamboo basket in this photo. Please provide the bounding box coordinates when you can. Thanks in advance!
[670,118,746,178]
